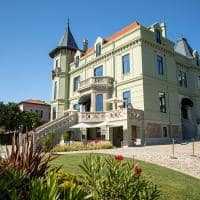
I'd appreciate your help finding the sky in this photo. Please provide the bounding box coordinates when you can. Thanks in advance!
[0,0,199,104]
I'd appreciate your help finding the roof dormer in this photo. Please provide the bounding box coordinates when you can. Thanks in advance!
[95,37,104,57]
[74,50,82,67]
[148,22,167,44]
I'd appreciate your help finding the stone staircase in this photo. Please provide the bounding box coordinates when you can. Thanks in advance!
[35,112,78,144]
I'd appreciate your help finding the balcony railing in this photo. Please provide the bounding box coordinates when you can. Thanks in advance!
[78,108,143,123]
[78,76,113,92]
[52,67,61,79]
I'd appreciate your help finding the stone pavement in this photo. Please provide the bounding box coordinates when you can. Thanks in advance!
[57,141,200,179]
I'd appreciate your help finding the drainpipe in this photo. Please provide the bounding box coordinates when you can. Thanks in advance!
[112,42,117,110]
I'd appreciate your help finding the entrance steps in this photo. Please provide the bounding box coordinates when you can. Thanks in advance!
[34,113,78,144]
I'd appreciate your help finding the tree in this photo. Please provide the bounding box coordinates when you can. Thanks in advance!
[0,102,21,132]
[21,111,40,132]
[0,102,42,133]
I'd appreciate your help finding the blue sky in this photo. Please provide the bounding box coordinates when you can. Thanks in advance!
[0,0,199,103]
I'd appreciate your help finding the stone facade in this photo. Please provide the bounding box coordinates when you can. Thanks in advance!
[48,20,200,146]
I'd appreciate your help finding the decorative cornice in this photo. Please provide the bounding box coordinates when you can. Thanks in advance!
[141,39,174,56]
[69,37,142,74]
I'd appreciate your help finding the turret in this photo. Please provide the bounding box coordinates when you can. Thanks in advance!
[49,19,79,120]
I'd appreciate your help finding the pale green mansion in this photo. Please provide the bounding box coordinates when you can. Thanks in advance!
[36,20,200,146]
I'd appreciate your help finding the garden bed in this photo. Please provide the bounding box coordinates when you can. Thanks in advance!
[53,140,112,152]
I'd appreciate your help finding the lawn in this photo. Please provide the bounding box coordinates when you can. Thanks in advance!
[51,153,200,200]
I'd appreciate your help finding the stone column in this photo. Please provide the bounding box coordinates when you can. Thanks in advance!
[109,127,113,143]
[80,104,83,112]
[81,128,87,144]
[91,92,96,112]
[103,92,108,111]
[122,121,128,147]
[103,127,110,140]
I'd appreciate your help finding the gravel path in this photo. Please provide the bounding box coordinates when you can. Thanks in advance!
[57,141,200,179]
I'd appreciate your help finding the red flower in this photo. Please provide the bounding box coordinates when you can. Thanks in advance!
[134,165,142,175]
[114,155,124,161]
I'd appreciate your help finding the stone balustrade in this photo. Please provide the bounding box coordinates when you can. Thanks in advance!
[78,76,113,92]
[78,108,143,123]
[35,112,78,136]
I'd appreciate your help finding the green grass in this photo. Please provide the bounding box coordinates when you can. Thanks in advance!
[51,153,200,200]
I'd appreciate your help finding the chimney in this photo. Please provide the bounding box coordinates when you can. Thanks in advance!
[83,39,88,51]
[160,22,167,38]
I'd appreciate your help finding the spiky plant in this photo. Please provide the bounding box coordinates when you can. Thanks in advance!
[0,133,59,180]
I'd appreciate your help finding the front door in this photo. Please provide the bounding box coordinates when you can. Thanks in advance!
[113,126,123,147]
[131,126,137,145]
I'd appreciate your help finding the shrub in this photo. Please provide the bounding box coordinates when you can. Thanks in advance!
[62,131,71,142]
[41,131,55,150]
[0,168,27,200]
[53,141,112,152]
[80,154,160,200]
[0,134,92,200]
[0,169,60,200]
[1,134,58,179]
[29,171,60,200]
[57,170,91,200]
[0,126,5,134]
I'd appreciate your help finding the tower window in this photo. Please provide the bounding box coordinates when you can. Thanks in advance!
[157,55,164,75]
[122,54,130,74]
[52,107,56,120]
[155,29,161,44]
[75,56,79,67]
[159,92,166,113]
[96,43,101,57]
[55,59,59,68]
[73,76,80,91]
[54,81,57,100]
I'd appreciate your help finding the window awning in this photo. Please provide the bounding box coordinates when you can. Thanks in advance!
[78,94,91,104]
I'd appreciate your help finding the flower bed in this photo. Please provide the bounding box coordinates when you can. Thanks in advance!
[53,140,112,152]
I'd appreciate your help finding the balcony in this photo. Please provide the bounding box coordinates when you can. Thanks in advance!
[78,76,113,92]
[52,67,61,79]
[78,108,143,123]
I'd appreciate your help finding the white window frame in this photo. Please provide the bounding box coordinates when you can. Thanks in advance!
[121,51,132,76]
[54,58,60,69]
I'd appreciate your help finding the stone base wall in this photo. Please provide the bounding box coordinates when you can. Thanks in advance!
[170,125,182,139]
[144,122,182,141]
[144,123,161,138]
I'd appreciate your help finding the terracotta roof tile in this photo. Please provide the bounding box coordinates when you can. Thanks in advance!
[106,21,140,42]
[19,99,50,106]
[83,21,140,57]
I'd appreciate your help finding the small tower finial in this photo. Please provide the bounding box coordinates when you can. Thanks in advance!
[67,16,70,27]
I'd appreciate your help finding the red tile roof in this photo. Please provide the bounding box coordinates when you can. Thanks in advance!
[18,99,50,106]
[84,21,140,57]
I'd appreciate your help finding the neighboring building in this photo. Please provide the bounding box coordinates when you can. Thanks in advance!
[18,99,50,122]
[38,20,200,146]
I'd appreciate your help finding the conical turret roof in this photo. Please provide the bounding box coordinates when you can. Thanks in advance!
[58,21,78,50]
[49,19,78,58]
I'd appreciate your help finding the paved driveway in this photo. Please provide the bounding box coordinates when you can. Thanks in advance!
[58,141,200,179]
